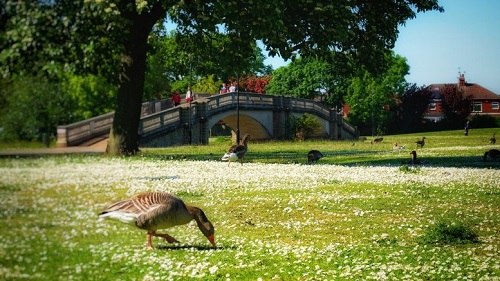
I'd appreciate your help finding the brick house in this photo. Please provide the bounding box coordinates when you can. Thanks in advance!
[425,74,500,122]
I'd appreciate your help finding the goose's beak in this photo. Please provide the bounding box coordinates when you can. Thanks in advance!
[207,233,216,247]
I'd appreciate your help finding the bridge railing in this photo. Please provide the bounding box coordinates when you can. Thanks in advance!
[56,98,172,147]
[56,112,114,147]
[287,97,331,120]
[206,92,274,114]
[341,118,358,137]
[138,104,198,138]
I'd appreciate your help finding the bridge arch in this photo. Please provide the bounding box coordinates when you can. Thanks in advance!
[209,110,272,140]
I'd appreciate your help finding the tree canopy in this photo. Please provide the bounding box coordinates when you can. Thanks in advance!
[144,27,271,100]
[344,52,410,134]
[267,57,333,100]
[267,51,411,135]
[1,0,443,155]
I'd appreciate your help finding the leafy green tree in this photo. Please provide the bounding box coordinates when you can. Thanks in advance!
[295,113,322,141]
[0,1,123,80]
[0,75,73,142]
[192,75,222,94]
[144,28,271,100]
[63,74,117,119]
[0,0,443,155]
[0,73,116,142]
[286,113,322,141]
[267,57,333,99]
[344,52,410,135]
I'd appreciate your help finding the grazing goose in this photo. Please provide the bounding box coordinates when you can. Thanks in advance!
[415,137,426,148]
[483,149,500,161]
[221,134,250,166]
[99,192,215,249]
[307,150,324,163]
[490,133,496,144]
[373,137,383,143]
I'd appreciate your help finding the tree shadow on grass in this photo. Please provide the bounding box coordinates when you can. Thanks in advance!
[139,151,500,169]
[342,155,500,169]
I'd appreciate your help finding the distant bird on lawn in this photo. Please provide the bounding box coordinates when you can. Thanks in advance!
[307,150,324,163]
[373,137,384,143]
[221,134,250,166]
[416,137,426,148]
[99,192,215,249]
[393,143,406,151]
[490,133,496,144]
[483,149,500,161]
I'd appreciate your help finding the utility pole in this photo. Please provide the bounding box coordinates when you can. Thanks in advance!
[236,73,240,144]
[188,55,192,144]
[371,89,375,137]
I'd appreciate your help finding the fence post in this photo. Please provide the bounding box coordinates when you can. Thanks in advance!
[56,127,68,147]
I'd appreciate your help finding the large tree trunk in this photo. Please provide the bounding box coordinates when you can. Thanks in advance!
[106,4,166,156]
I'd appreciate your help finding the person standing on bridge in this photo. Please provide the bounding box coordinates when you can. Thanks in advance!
[171,91,181,107]
[229,82,236,92]
[219,83,228,94]
[185,87,194,103]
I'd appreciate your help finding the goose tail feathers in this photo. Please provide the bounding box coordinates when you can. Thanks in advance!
[98,211,138,225]
[221,152,238,161]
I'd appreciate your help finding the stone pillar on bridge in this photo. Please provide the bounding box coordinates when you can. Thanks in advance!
[194,102,209,145]
[330,111,339,140]
[272,96,294,140]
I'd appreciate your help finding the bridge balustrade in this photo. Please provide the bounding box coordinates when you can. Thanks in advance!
[206,92,274,113]
[56,98,171,147]
[56,112,114,147]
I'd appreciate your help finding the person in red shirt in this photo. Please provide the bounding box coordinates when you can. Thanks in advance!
[171,91,181,106]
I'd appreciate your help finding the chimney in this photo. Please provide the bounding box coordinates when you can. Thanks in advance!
[458,73,466,87]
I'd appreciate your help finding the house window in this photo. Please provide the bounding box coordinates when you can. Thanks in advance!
[492,102,499,110]
[428,103,436,110]
[473,102,482,112]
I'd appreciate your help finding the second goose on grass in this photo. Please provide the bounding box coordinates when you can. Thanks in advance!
[483,149,500,161]
[307,150,324,163]
[416,137,426,148]
[221,134,250,166]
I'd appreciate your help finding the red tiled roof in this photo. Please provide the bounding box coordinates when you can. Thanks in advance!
[428,83,500,101]
[461,83,500,100]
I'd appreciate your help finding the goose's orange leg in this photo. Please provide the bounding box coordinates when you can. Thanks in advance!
[147,231,179,249]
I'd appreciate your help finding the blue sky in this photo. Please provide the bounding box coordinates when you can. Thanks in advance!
[265,0,500,94]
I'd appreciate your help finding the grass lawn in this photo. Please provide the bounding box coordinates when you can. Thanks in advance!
[0,129,499,280]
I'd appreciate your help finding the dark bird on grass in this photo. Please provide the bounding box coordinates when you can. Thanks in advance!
[416,137,426,148]
[221,134,250,166]
[99,192,215,249]
[490,133,496,144]
[307,150,324,163]
[402,150,426,165]
[483,149,500,161]
[373,137,384,143]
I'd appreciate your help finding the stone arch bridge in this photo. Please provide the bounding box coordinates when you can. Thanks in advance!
[57,92,358,147]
